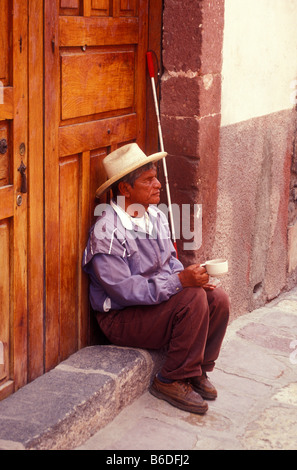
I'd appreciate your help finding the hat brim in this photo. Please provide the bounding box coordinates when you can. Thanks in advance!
[95,151,167,198]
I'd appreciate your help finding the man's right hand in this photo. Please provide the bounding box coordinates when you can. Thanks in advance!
[178,264,210,288]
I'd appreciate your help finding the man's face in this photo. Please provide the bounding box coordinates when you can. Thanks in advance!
[124,167,162,213]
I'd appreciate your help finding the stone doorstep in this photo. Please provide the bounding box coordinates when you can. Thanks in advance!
[0,345,165,451]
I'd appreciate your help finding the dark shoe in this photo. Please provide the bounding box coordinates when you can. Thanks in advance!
[150,377,208,414]
[190,373,217,400]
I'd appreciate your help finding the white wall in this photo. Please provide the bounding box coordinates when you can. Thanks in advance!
[221,0,297,126]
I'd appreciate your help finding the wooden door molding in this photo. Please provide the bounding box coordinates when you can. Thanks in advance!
[44,0,60,371]
[12,0,29,392]
[27,0,44,382]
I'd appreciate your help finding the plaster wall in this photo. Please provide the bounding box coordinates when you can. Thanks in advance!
[214,0,297,317]
[221,0,297,126]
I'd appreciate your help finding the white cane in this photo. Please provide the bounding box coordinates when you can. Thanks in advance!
[146,51,178,257]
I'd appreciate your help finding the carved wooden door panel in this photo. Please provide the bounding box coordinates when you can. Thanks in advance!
[44,0,149,371]
[0,0,28,398]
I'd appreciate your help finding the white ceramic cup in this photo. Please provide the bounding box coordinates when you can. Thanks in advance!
[201,258,228,276]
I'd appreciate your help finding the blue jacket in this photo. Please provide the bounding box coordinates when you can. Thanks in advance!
[82,201,184,312]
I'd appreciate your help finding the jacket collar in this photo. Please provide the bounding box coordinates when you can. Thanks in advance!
[111,198,156,235]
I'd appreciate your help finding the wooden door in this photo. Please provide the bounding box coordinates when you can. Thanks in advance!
[0,0,28,398]
[44,0,151,371]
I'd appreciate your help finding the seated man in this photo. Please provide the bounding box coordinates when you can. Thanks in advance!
[83,143,230,415]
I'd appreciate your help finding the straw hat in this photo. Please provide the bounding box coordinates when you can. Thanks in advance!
[96,143,167,197]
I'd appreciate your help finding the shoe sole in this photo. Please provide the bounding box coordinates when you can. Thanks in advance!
[149,385,208,415]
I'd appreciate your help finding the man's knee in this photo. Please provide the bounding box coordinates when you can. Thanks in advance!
[180,287,209,308]
[213,287,229,305]
[173,286,229,323]
[208,287,230,321]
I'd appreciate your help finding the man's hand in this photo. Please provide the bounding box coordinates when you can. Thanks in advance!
[178,264,216,290]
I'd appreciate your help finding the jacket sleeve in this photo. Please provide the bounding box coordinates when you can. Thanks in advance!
[169,243,184,274]
[91,253,183,309]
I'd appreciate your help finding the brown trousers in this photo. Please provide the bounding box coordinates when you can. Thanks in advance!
[96,287,230,381]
